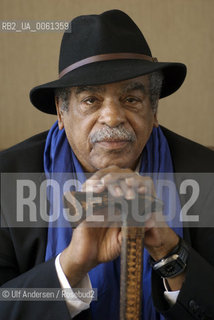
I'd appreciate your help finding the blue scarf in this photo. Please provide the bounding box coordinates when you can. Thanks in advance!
[44,121,183,320]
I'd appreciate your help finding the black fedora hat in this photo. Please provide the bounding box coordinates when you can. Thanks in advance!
[30,9,187,115]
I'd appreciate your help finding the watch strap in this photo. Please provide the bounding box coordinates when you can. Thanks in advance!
[149,237,189,278]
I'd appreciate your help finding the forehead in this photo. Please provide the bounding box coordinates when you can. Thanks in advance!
[72,75,150,95]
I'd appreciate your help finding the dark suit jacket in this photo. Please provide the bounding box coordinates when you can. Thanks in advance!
[0,127,214,320]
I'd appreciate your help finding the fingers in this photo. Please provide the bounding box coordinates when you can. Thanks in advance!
[82,166,131,192]
[144,211,169,233]
[82,166,156,200]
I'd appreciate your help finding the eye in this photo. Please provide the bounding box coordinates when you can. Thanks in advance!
[124,96,141,104]
[82,96,98,105]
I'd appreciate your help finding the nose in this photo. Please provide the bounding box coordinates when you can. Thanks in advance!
[98,98,125,127]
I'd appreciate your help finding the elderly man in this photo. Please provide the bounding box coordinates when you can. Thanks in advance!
[0,9,214,320]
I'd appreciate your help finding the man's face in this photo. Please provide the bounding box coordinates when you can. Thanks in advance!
[56,75,158,172]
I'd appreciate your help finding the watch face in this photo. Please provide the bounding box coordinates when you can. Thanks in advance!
[160,260,180,277]
[151,240,189,278]
[158,258,185,278]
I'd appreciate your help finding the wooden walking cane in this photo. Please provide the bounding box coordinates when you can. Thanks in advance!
[119,194,163,320]
[120,224,145,320]
[63,190,163,320]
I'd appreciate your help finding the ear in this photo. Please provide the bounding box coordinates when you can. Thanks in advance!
[55,96,64,130]
[153,112,159,128]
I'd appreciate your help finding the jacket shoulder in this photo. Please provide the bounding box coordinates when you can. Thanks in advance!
[161,126,214,172]
[0,131,48,172]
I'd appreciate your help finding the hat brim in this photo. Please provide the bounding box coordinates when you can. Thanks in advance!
[30,59,186,115]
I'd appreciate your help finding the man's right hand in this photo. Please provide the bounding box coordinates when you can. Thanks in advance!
[59,221,122,287]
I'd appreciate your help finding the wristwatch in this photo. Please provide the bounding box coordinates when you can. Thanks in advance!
[149,237,189,278]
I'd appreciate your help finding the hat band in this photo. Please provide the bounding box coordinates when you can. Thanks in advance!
[59,53,157,79]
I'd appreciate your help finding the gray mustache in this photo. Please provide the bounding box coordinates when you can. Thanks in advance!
[90,126,136,143]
